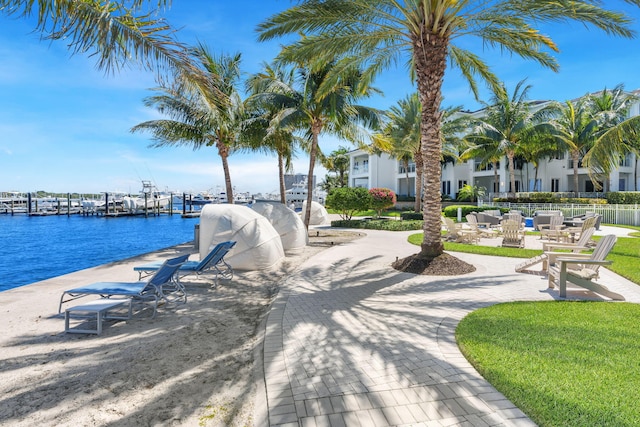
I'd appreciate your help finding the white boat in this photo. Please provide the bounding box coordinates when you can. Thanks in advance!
[121,181,171,214]
[285,179,326,210]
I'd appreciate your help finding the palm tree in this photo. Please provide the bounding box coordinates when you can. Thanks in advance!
[372,94,421,206]
[582,86,640,187]
[132,45,245,203]
[257,0,640,261]
[547,99,599,193]
[321,147,350,188]
[245,63,300,204]
[254,61,380,229]
[466,80,553,198]
[1,0,189,75]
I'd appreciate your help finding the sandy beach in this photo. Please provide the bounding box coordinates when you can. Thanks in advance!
[0,229,363,427]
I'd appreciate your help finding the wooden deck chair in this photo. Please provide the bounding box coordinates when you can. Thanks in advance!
[539,215,568,242]
[547,234,623,300]
[466,214,498,238]
[516,227,596,275]
[564,216,597,246]
[443,217,479,244]
[501,219,525,248]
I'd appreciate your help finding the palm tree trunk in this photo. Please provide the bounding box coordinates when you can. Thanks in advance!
[508,152,516,198]
[278,152,286,204]
[572,150,580,194]
[413,31,447,258]
[414,148,423,213]
[304,127,320,229]
[217,140,234,204]
[534,165,540,191]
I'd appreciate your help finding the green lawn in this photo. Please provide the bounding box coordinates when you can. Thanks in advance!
[457,301,640,426]
[406,226,640,426]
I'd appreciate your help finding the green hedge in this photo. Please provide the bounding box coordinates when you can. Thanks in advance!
[607,192,640,204]
[442,205,508,218]
[331,219,423,231]
[400,212,423,220]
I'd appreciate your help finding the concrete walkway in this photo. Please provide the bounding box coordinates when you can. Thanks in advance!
[259,227,640,426]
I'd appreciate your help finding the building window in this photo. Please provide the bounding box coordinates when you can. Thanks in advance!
[620,178,626,191]
[362,159,369,173]
[458,180,467,189]
[551,178,560,192]
[442,181,451,196]
[399,161,416,174]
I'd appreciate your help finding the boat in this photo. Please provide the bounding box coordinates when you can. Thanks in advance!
[285,179,327,210]
[121,181,171,214]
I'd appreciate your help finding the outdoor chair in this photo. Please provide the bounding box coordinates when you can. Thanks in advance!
[135,241,235,286]
[500,219,525,248]
[539,215,568,242]
[547,234,623,300]
[466,213,498,238]
[59,254,189,318]
[515,226,596,275]
[442,217,479,244]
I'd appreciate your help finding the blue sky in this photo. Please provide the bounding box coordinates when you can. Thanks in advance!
[2,1,640,195]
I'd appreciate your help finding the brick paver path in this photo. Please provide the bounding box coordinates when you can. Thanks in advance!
[260,229,640,426]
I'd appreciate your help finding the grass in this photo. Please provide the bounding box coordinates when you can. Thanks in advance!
[404,225,640,425]
[456,301,640,426]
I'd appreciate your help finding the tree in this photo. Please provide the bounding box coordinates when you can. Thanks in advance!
[253,61,380,229]
[245,63,300,204]
[132,45,245,203]
[258,0,639,262]
[325,187,371,220]
[1,0,189,76]
[466,80,553,198]
[456,184,485,202]
[372,94,421,207]
[321,147,350,188]
[369,187,396,218]
[547,99,598,193]
[582,85,640,188]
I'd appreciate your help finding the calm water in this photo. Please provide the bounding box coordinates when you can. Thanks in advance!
[0,214,198,292]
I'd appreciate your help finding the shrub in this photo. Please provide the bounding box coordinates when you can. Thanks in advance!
[442,204,480,218]
[325,187,372,220]
[331,219,423,231]
[607,192,640,204]
[369,188,397,218]
[401,212,423,220]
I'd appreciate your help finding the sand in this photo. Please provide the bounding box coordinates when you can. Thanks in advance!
[0,229,363,427]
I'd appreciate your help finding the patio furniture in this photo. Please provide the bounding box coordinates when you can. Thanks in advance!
[501,219,525,248]
[547,234,622,300]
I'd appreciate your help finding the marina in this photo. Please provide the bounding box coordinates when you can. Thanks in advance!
[0,213,198,292]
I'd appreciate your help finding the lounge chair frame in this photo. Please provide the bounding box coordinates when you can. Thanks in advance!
[134,241,235,286]
[59,254,189,318]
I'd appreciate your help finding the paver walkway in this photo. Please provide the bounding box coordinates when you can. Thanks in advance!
[260,228,640,426]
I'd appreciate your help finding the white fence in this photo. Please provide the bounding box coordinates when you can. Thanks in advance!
[484,202,640,226]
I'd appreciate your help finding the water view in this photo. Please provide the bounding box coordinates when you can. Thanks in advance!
[0,214,198,292]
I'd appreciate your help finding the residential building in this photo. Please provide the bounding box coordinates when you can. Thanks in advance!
[348,92,640,199]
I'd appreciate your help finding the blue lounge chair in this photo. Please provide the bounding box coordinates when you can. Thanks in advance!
[59,254,189,318]
[134,241,235,286]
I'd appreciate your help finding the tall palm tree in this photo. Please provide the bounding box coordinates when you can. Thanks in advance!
[245,63,300,204]
[372,94,422,207]
[1,0,189,75]
[466,80,554,198]
[258,0,640,261]
[547,99,599,193]
[583,86,640,187]
[132,45,245,203]
[256,61,380,229]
